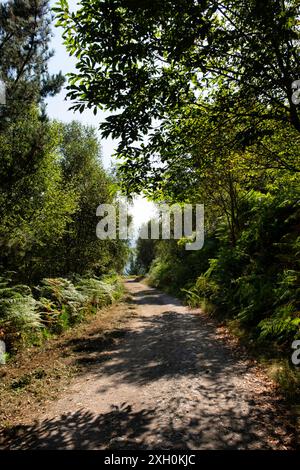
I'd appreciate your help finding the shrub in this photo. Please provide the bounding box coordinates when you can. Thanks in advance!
[0,273,124,348]
[0,276,42,346]
[37,275,123,333]
[37,278,88,330]
[182,273,220,308]
[258,304,300,343]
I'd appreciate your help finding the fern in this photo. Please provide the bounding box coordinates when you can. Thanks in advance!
[259,304,300,343]
[76,277,122,308]
[0,276,42,341]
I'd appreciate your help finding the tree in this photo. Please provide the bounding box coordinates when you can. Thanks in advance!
[0,0,64,125]
[53,121,129,276]
[56,0,300,194]
[0,0,71,283]
[0,108,77,283]
[0,117,129,282]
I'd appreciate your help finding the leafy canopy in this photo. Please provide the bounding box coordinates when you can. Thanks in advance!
[56,0,300,193]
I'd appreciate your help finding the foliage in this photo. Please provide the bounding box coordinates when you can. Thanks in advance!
[38,277,88,329]
[0,109,78,283]
[0,0,64,124]
[129,236,156,275]
[0,115,129,284]
[0,276,42,347]
[0,4,129,349]
[146,185,300,349]
[37,121,129,279]
[1,273,123,346]
[0,0,129,285]
[76,274,124,307]
[56,0,300,194]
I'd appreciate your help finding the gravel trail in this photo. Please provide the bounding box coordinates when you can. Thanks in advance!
[6,281,296,449]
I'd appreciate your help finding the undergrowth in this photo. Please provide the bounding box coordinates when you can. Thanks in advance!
[0,273,123,353]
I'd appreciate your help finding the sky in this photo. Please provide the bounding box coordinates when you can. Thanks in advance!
[46,0,157,235]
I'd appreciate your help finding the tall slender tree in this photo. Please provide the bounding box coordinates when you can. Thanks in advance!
[0,0,64,125]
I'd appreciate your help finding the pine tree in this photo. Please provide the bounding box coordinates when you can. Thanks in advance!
[0,0,64,125]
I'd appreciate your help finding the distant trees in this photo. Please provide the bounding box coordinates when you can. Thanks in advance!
[48,121,129,279]
[129,234,156,275]
[0,115,129,283]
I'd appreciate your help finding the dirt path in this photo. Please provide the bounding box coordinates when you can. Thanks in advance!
[4,281,297,449]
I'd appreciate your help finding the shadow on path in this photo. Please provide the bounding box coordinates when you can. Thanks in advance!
[1,284,297,449]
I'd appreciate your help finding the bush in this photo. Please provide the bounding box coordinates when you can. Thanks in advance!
[76,275,123,308]
[182,273,220,308]
[0,274,123,348]
[258,304,300,343]
[0,276,42,347]
[37,275,123,333]
[37,278,88,332]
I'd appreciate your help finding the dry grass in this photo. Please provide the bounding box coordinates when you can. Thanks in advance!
[0,295,135,431]
[221,319,300,401]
